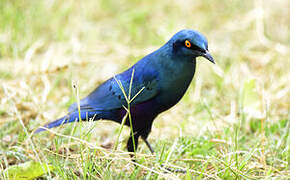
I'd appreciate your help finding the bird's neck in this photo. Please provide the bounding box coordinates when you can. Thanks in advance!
[158,54,196,92]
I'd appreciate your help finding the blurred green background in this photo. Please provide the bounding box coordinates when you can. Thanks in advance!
[0,0,289,179]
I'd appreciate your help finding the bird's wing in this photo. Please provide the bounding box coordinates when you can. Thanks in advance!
[68,68,159,112]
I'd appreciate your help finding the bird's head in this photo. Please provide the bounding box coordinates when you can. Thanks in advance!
[170,29,215,64]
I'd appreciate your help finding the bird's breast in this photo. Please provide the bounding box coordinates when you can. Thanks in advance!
[156,60,196,111]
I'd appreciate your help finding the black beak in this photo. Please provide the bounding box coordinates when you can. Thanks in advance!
[201,50,215,64]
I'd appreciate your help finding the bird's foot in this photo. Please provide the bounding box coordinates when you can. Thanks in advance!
[160,164,187,174]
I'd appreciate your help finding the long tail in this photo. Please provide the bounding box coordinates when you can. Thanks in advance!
[34,110,101,134]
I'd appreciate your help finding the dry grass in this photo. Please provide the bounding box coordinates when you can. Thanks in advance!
[0,0,289,179]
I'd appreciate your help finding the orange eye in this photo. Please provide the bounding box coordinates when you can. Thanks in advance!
[185,40,191,48]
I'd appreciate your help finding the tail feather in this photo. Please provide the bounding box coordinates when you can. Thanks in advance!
[34,111,101,134]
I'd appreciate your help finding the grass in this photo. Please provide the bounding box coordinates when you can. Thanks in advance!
[0,0,289,179]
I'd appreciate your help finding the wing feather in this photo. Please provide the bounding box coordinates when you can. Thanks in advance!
[69,67,159,112]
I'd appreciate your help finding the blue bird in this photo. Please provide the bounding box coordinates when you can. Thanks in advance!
[35,29,215,154]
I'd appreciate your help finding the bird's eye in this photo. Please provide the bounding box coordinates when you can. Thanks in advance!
[184,40,191,48]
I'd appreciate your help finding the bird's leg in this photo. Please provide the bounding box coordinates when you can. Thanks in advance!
[141,137,154,154]
[139,123,155,154]
[127,133,140,157]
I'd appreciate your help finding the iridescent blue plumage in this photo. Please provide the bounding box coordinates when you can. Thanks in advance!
[35,29,215,153]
